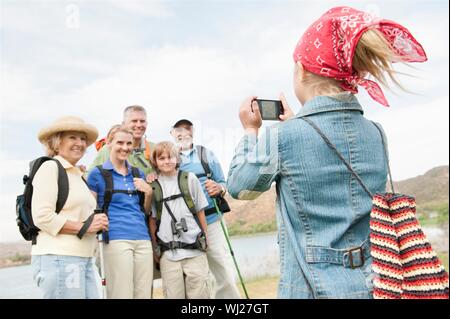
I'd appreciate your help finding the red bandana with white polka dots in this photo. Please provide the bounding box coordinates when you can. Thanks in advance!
[293,6,427,107]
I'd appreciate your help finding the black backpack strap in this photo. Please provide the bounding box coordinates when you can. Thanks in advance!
[300,117,373,198]
[158,238,204,252]
[196,145,211,179]
[28,157,69,213]
[131,166,146,213]
[96,165,113,243]
[26,156,53,183]
[162,195,181,225]
[96,165,114,213]
[29,157,69,245]
[77,213,95,239]
[160,173,187,225]
[54,159,69,213]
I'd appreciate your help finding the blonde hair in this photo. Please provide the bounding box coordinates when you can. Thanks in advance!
[353,28,405,90]
[106,125,132,143]
[150,141,180,172]
[301,29,406,96]
[42,132,62,157]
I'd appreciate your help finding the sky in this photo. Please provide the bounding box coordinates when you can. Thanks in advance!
[0,0,448,242]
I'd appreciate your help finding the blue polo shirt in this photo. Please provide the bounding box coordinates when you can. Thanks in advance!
[179,145,227,225]
[87,160,150,241]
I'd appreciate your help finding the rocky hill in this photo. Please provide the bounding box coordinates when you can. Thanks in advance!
[223,186,277,235]
[394,166,448,205]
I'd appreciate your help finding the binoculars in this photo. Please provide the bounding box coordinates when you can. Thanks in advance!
[171,217,188,235]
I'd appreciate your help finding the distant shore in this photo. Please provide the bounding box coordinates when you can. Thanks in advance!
[0,241,31,268]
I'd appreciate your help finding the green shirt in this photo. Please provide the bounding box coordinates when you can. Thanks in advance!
[87,140,156,177]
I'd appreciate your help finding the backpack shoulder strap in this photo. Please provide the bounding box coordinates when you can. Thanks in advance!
[27,157,69,214]
[178,170,197,216]
[130,166,140,178]
[27,156,54,182]
[54,159,69,213]
[151,180,163,221]
[130,166,145,212]
[196,145,211,179]
[178,170,206,234]
[96,165,114,212]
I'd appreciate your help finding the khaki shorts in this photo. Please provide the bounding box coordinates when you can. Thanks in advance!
[160,253,211,299]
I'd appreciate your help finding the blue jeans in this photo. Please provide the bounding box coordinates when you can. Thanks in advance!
[31,255,100,299]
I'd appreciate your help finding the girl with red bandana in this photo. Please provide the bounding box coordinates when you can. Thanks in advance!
[227,6,429,298]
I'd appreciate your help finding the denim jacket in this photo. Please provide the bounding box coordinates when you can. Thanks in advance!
[227,94,388,298]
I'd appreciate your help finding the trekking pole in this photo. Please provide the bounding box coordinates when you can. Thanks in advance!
[212,198,250,299]
[97,232,107,299]
[95,209,107,299]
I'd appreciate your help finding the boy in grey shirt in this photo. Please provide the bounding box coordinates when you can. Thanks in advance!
[150,141,210,299]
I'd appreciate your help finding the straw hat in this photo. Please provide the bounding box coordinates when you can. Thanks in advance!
[38,116,98,147]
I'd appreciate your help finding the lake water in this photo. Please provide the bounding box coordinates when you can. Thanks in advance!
[0,232,280,299]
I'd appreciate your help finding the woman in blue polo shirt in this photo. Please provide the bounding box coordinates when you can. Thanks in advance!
[87,125,153,299]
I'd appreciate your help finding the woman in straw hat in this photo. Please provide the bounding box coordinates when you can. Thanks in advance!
[31,116,108,299]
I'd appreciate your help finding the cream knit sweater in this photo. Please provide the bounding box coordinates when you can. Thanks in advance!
[31,155,97,257]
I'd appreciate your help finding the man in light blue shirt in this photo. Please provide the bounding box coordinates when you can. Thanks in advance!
[171,119,241,299]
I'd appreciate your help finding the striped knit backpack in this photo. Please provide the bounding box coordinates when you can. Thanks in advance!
[301,117,449,299]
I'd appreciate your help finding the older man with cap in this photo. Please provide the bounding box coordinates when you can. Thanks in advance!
[31,116,108,299]
[170,119,241,299]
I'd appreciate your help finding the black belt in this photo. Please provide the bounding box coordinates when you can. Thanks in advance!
[158,239,202,252]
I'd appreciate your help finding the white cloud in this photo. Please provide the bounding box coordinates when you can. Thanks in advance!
[0,0,173,32]
[1,44,255,131]
[106,0,174,18]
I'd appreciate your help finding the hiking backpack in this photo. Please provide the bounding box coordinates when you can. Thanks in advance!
[16,157,69,244]
[151,170,197,221]
[95,165,146,243]
[151,170,207,252]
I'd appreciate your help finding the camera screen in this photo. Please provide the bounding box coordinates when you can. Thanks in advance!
[260,101,277,118]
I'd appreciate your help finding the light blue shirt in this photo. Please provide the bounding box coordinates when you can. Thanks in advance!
[179,145,226,225]
[87,160,150,241]
[227,94,388,298]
